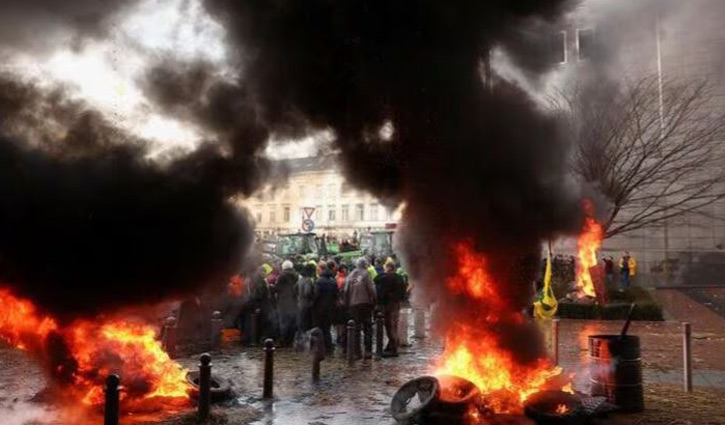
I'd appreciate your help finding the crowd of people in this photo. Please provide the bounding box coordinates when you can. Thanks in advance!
[226,256,409,358]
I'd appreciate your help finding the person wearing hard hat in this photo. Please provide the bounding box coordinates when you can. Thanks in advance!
[618,251,637,291]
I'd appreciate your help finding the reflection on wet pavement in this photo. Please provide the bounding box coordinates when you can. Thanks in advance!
[2,313,724,424]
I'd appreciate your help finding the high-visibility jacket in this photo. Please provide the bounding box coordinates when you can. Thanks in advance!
[619,257,637,276]
[367,265,378,279]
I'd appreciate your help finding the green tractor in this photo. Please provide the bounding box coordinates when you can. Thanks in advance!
[275,232,321,261]
[360,230,396,259]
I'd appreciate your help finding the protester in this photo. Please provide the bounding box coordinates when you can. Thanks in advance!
[619,251,636,290]
[334,263,349,347]
[275,260,299,347]
[296,262,317,334]
[251,264,277,342]
[336,264,348,290]
[374,257,385,276]
[344,258,377,359]
[603,256,615,289]
[312,262,340,353]
[374,260,407,356]
[366,258,378,279]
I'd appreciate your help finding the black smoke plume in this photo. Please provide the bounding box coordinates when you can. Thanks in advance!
[200,0,583,363]
[0,0,139,52]
[0,73,268,322]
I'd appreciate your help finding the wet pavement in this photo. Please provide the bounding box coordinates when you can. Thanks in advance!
[545,319,725,391]
[677,287,725,319]
[2,303,725,424]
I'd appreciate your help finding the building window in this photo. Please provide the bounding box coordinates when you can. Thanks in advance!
[315,205,322,222]
[269,208,276,224]
[370,203,379,221]
[577,29,594,61]
[316,184,323,200]
[355,204,364,221]
[328,205,336,222]
[256,212,263,223]
[299,185,306,198]
[341,205,349,222]
[341,182,351,197]
[283,206,290,222]
[328,183,337,199]
[551,30,567,64]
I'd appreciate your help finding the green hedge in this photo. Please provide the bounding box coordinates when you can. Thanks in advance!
[555,287,663,321]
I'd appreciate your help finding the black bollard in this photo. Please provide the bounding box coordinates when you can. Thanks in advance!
[375,311,384,360]
[263,339,275,399]
[250,309,261,346]
[398,308,410,347]
[162,315,177,358]
[310,327,324,382]
[198,353,212,420]
[413,307,426,339]
[104,374,120,425]
[210,311,223,353]
[346,320,356,366]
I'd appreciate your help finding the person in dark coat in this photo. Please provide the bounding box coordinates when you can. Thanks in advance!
[296,262,317,332]
[374,260,407,356]
[311,262,340,353]
[250,264,277,343]
[275,260,299,347]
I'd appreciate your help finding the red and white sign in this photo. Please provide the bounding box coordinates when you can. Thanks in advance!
[302,207,316,220]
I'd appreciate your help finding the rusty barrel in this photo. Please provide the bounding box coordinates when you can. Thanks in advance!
[588,335,644,412]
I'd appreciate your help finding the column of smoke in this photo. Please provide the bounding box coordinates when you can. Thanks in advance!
[188,0,588,365]
[0,0,631,372]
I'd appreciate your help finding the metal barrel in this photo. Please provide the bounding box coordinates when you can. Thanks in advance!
[588,334,644,413]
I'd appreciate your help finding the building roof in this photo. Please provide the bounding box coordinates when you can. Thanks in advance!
[278,154,339,174]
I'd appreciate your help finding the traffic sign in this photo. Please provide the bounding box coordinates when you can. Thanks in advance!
[302,207,316,220]
[302,219,315,232]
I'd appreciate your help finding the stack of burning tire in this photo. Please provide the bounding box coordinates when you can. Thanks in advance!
[391,375,487,425]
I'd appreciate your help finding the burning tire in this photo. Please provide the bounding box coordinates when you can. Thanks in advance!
[428,375,482,422]
[391,375,483,425]
[524,390,585,425]
[391,376,439,424]
[185,371,233,402]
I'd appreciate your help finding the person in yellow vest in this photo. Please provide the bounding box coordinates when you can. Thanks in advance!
[618,251,636,290]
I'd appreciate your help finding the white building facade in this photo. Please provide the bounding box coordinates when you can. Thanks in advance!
[243,155,401,237]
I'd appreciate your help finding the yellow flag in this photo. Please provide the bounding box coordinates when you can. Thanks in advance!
[534,248,558,319]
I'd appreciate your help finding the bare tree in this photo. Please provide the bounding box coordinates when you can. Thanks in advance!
[552,75,725,238]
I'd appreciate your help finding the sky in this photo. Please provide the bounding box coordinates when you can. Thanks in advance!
[0,0,323,159]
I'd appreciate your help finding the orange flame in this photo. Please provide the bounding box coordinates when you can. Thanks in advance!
[555,403,569,414]
[0,288,58,351]
[0,288,190,413]
[575,201,603,298]
[435,242,570,414]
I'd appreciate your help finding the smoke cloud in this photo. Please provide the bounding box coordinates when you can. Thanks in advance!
[0,0,140,52]
[1,0,588,365]
[194,0,584,363]
[0,72,267,322]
